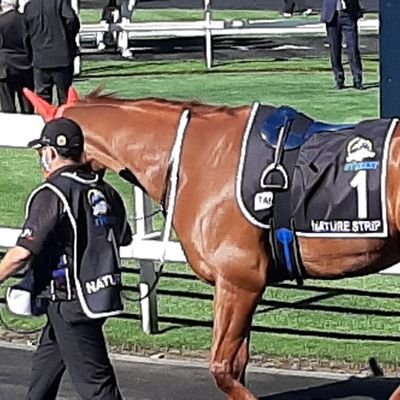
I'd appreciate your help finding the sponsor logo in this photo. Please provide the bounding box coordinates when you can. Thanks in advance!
[85,273,121,294]
[311,219,381,233]
[344,137,378,171]
[346,137,376,163]
[344,161,379,171]
[254,191,274,211]
[87,189,108,216]
[56,134,67,146]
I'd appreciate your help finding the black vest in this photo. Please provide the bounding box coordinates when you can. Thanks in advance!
[27,167,125,319]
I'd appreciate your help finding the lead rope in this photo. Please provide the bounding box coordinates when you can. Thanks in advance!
[122,109,191,303]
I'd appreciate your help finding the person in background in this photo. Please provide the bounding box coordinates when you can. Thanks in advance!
[24,0,80,105]
[0,117,132,399]
[282,0,313,17]
[0,0,33,113]
[321,0,364,90]
[97,0,122,51]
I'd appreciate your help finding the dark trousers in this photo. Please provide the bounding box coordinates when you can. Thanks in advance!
[33,65,74,105]
[0,70,34,113]
[27,302,123,400]
[283,0,308,13]
[326,12,363,85]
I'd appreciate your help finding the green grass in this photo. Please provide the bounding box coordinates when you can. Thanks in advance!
[1,58,395,373]
[79,9,304,24]
[76,58,380,122]
[79,8,378,24]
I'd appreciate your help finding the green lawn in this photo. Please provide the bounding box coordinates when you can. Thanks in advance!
[1,58,397,373]
[79,8,378,24]
[79,9,302,24]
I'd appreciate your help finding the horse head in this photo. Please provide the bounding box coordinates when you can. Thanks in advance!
[23,88,191,202]
[23,87,132,178]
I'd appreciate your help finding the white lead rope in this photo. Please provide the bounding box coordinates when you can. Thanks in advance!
[160,109,191,263]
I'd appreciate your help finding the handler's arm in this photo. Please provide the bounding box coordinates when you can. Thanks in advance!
[0,188,62,284]
[0,246,32,283]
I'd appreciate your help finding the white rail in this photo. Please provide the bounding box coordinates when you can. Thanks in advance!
[78,10,378,69]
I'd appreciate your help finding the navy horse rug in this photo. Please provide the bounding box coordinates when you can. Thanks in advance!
[236,103,398,238]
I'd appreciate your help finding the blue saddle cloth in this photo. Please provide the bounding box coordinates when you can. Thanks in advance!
[260,106,356,150]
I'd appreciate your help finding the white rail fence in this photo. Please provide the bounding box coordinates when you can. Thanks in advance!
[0,112,399,335]
[73,0,379,69]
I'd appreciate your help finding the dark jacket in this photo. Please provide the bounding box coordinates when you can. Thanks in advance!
[321,0,363,23]
[24,0,80,68]
[16,164,132,318]
[0,8,32,80]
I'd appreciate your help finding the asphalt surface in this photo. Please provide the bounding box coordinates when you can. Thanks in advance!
[0,342,399,400]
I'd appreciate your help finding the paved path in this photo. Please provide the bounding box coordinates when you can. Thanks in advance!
[0,342,399,400]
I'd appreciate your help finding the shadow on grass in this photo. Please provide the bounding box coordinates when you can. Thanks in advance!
[120,274,400,342]
[76,58,379,80]
[259,377,400,400]
[118,310,400,342]
[364,81,380,89]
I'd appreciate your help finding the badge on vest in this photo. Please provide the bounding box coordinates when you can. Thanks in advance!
[87,188,111,226]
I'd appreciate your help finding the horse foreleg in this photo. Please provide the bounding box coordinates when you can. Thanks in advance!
[210,280,262,400]
[232,335,250,387]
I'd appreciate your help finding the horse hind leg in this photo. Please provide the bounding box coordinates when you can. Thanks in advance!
[210,278,263,400]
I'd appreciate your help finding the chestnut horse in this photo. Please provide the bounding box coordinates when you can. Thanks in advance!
[24,88,400,400]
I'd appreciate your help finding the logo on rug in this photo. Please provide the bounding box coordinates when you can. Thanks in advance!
[344,137,379,171]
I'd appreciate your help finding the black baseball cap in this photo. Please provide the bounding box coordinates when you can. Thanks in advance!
[28,118,84,152]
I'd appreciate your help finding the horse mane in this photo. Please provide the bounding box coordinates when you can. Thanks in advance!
[79,88,243,116]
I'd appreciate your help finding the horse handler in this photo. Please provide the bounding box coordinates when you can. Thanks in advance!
[0,117,132,400]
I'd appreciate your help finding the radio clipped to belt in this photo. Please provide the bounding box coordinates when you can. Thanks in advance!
[50,254,73,301]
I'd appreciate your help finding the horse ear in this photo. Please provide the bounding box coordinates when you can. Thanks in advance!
[67,87,79,104]
[22,88,58,121]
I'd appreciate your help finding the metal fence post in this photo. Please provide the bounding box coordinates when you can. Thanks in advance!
[133,187,159,334]
[133,187,155,236]
[139,260,159,334]
[204,0,213,69]
[71,0,81,75]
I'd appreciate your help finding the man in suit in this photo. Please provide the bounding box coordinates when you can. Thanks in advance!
[0,0,34,113]
[24,0,80,105]
[321,0,364,90]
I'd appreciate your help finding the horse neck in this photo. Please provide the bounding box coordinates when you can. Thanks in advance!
[70,102,186,203]
[125,108,182,202]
